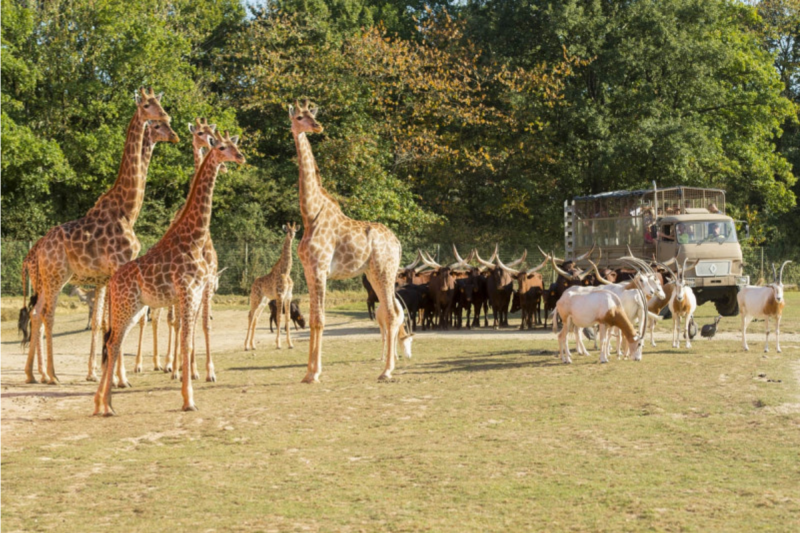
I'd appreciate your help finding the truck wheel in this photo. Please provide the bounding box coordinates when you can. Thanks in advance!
[714,293,739,317]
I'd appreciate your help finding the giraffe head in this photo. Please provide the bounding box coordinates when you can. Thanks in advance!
[189,117,227,173]
[282,222,299,239]
[207,130,245,166]
[135,86,170,122]
[147,120,180,144]
[188,117,217,148]
[289,99,323,135]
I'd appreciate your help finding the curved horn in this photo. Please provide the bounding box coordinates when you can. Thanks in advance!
[779,260,792,285]
[772,263,777,284]
[506,249,527,268]
[540,244,564,265]
[526,254,550,274]
[474,249,496,269]
[405,250,423,270]
[496,255,520,277]
[452,244,468,265]
[575,243,596,262]
[420,250,441,269]
[588,260,614,285]
[662,257,677,268]
[551,256,575,279]
[655,261,677,283]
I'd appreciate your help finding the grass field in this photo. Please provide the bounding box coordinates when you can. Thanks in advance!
[2,293,799,532]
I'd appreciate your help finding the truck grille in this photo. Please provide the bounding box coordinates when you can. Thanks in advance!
[694,261,731,277]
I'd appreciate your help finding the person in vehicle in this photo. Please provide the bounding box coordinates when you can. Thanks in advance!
[660,223,690,244]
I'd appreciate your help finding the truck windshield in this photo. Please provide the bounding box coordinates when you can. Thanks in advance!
[678,220,738,244]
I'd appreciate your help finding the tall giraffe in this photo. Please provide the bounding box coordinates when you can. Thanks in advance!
[244,222,299,351]
[20,87,172,385]
[94,131,244,415]
[137,117,223,381]
[289,100,412,383]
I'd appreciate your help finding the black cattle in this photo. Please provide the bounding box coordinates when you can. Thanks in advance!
[453,268,488,329]
[396,284,430,332]
[362,274,379,320]
[269,300,306,332]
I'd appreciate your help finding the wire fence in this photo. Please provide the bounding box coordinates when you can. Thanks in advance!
[2,239,799,298]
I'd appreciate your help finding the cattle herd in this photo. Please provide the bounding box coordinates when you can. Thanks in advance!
[359,244,792,363]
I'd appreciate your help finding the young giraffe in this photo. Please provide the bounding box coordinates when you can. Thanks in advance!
[244,222,299,350]
[20,87,172,385]
[137,117,223,381]
[289,100,412,383]
[94,131,244,415]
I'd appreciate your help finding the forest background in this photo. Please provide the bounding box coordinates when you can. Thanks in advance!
[3,0,800,294]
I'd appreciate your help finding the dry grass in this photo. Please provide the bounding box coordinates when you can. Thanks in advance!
[2,294,799,532]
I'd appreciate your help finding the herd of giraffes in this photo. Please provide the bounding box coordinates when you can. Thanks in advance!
[19,88,413,415]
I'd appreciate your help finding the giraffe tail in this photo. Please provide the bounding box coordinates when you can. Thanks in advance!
[395,296,414,359]
[102,329,112,367]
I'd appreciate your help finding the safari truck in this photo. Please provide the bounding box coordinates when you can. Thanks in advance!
[564,185,749,316]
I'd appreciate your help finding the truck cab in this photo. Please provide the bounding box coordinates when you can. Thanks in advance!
[565,186,748,316]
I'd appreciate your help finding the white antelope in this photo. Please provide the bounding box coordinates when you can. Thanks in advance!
[555,288,646,364]
[738,261,792,353]
[669,259,697,349]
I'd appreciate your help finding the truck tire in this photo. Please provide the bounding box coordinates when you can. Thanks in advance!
[714,292,740,317]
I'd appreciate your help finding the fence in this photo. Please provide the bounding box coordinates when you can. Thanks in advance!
[3,239,799,298]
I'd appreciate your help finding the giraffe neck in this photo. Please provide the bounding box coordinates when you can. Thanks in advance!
[192,143,205,171]
[278,233,293,275]
[167,151,222,245]
[293,131,334,225]
[141,124,156,177]
[92,111,148,223]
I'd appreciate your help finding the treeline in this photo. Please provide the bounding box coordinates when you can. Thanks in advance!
[2,0,799,252]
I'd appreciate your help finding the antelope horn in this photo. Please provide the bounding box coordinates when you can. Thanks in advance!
[779,260,792,285]
[496,255,520,276]
[656,261,677,283]
[588,260,614,285]
[506,249,527,268]
[662,257,677,267]
[216,266,229,276]
[526,255,550,274]
[772,263,777,284]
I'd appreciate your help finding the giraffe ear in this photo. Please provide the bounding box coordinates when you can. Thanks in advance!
[230,135,239,146]
[209,124,217,133]
[309,105,319,118]
[282,224,288,233]
[156,92,164,102]
[188,124,196,134]
[288,105,295,120]
[207,135,217,148]
[135,91,143,105]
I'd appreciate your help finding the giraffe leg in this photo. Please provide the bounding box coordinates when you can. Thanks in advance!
[24,300,46,383]
[275,295,284,349]
[302,273,326,383]
[134,309,147,373]
[178,288,202,411]
[284,295,295,350]
[203,285,215,382]
[41,293,60,385]
[171,317,182,381]
[370,268,408,381]
[116,307,147,388]
[245,289,264,351]
[165,305,177,374]
[87,285,107,381]
[152,307,163,371]
[94,296,142,416]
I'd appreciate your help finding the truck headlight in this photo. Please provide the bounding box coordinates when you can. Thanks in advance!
[685,278,696,287]
[736,276,749,286]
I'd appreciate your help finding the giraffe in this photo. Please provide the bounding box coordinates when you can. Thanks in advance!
[20,87,172,385]
[244,222,299,351]
[289,100,412,383]
[94,131,244,415]
[136,117,223,381]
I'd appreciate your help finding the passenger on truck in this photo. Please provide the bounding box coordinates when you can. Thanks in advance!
[705,223,722,241]
[660,223,690,244]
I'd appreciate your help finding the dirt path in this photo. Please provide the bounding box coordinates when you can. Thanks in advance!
[3,305,799,425]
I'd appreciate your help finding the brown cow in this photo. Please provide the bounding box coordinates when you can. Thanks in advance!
[500,254,550,329]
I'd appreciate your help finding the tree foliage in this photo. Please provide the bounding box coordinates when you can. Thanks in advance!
[1,0,797,256]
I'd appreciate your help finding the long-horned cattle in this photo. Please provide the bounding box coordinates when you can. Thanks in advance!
[738,261,792,353]
[474,245,527,329]
[497,253,550,330]
[419,250,470,330]
[450,246,488,329]
[669,259,698,349]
